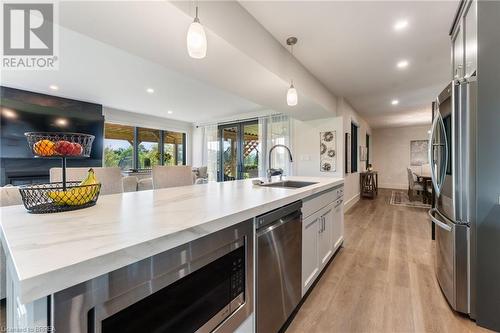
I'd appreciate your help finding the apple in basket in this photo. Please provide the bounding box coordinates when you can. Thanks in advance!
[71,143,83,156]
[54,140,74,155]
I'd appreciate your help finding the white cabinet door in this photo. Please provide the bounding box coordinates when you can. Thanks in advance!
[452,22,464,80]
[332,198,344,251]
[302,213,320,296]
[464,0,477,78]
[318,204,334,270]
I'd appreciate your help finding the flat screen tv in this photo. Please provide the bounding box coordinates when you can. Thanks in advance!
[0,86,104,185]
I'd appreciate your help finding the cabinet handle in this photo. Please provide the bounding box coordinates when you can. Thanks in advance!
[318,216,325,233]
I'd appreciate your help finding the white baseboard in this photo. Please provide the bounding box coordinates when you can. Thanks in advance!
[379,183,407,190]
[344,193,360,212]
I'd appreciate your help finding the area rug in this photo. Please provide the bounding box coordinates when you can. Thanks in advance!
[390,190,431,209]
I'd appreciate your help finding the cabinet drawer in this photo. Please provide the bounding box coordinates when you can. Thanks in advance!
[334,186,344,200]
[302,185,343,218]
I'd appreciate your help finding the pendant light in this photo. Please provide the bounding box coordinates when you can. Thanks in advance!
[187,3,207,59]
[286,37,298,106]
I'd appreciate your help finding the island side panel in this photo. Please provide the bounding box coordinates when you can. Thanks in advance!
[6,255,49,330]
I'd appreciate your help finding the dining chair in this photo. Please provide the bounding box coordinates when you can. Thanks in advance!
[152,166,195,189]
[122,176,138,192]
[407,168,424,201]
[193,166,209,184]
[138,178,153,191]
[0,184,22,207]
[50,167,123,195]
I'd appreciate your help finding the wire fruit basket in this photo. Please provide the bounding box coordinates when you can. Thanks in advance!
[19,132,101,213]
[25,132,95,158]
[19,182,101,214]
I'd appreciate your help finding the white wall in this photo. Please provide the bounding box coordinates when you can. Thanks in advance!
[372,125,430,189]
[103,107,194,165]
[291,117,343,178]
[191,126,204,167]
[291,99,371,213]
[337,98,372,211]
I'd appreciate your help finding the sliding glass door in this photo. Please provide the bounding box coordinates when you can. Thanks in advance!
[218,121,259,181]
[219,124,238,181]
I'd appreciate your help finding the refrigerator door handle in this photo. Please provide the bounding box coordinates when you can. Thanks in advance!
[428,208,452,232]
[428,114,443,197]
[428,112,449,198]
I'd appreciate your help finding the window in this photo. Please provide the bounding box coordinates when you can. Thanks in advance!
[103,123,186,170]
[351,122,358,173]
[104,123,134,170]
[164,131,185,166]
[366,134,370,169]
[138,127,161,168]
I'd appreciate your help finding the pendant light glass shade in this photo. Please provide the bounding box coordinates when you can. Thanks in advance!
[287,83,298,106]
[187,9,207,59]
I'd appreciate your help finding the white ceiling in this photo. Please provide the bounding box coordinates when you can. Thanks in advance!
[2,1,458,128]
[1,24,261,124]
[240,1,458,127]
[2,1,332,124]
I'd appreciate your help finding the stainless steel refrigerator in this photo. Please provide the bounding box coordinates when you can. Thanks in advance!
[428,77,476,315]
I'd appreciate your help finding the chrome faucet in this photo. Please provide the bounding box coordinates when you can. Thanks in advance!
[267,144,293,182]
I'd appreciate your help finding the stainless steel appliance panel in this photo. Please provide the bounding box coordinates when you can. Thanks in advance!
[256,202,302,333]
[429,208,469,313]
[465,78,477,318]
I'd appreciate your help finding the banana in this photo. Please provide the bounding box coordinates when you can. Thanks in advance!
[48,168,100,206]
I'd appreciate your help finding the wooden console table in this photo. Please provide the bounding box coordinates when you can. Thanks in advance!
[360,171,378,199]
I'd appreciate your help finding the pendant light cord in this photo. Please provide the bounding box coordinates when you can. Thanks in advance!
[289,43,294,86]
[194,0,200,22]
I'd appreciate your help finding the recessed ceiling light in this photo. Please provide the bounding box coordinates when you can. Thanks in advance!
[49,85,59,91]
[167,110,173,114]
[2,108,17,119]
[397,60,409,69]
[146,88,154,94]
[394,20,408,31]
[55,118,68,126]
[391,99,399,105]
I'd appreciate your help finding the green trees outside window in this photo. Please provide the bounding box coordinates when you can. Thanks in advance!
[103,123,185,170]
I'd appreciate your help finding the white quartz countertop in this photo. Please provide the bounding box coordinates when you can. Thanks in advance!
[0,176,343,303]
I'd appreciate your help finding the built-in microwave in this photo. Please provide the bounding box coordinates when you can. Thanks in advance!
[52,220,253,333]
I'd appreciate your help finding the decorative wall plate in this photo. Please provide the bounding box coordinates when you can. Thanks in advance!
[320,131,336,172]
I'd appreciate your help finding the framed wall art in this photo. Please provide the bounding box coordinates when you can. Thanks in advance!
[320,131,336,172]
[345,132,351,174]
[410,140,429,166]
[360,146,367,161]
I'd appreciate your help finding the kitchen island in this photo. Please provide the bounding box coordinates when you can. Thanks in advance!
[0,176,343,332]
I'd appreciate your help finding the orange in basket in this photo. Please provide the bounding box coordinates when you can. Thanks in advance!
[33,139,56,156]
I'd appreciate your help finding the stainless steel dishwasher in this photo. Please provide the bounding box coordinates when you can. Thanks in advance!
[256,201,302,333]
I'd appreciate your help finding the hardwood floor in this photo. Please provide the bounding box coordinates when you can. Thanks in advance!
[287,189,490,333]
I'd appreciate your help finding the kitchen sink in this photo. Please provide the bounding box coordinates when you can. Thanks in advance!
[259,181,318,188]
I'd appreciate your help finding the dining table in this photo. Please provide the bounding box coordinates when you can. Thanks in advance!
[415,172,432,200]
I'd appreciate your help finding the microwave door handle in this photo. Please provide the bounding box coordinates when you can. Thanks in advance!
[428,208,452,232]
[428,114,440,196]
